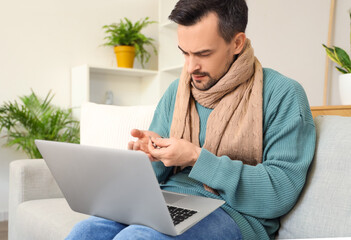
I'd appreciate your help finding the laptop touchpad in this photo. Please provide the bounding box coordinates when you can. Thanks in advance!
[162,191,186,204]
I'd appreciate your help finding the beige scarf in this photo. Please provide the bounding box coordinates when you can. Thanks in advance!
[170,39,263,194]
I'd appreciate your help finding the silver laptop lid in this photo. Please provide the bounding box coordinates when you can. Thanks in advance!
[35,140,177,236]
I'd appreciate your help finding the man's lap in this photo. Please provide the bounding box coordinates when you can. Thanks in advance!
[65,208,242,240]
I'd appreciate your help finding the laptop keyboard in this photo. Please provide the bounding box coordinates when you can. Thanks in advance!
[167,205,198,226]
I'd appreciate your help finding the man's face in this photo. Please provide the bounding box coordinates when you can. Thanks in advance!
[177,12,238,91]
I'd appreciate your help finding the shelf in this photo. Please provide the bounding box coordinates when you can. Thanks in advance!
[71,0,182,115]
[71,65,160,119]
[88,65,158,77]
[161,65,183,75]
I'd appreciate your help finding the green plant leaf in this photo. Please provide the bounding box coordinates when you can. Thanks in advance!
[334,47,351,73]
[323,44,341,64]
[0,91,80,158]
[335,66,348,74]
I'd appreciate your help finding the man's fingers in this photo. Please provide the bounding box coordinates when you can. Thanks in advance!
[130,129,144,138]
[133,142,141,151]
[128,141,140,151]
[146,153,158,162]
[128,141,134,150]
[151,137,171,147]
[148,140,169,158]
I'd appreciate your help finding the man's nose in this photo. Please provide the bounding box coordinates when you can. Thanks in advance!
[187,56,200,74]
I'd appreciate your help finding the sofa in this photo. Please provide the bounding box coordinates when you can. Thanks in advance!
[8,102,351,239]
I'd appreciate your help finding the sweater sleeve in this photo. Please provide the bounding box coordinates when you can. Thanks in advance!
[148,80,178,183]
[189,117,315,219]
[189,75,316,219]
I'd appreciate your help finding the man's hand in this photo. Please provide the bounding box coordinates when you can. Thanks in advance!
[128,129,161,161]
[148,137,201,168]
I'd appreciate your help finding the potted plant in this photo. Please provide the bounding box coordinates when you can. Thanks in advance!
[102,17,157,69]
[323,10,351,104]
[0,90,80,158]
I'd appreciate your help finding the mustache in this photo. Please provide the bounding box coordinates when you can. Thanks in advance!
[191,71,210,77]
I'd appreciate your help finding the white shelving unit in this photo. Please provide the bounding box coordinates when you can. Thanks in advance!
[71,0,183,118]
[71,65,158,118]
[88,65,158,77]
[156,0,183,96]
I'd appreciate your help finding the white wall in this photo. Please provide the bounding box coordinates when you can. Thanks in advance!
[0,0,158,220]
[246,0,351,106]
[0,0,350,221]
[330,0,351,104]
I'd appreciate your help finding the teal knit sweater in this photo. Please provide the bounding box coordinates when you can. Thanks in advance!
[148,68,316,239]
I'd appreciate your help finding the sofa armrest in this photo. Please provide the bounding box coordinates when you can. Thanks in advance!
[9,159,63,204]
[8,159,63,240]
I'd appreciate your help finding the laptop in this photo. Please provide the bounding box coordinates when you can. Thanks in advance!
[35,140,225,236]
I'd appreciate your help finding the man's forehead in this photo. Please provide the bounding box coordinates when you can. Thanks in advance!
[177,13,222,53]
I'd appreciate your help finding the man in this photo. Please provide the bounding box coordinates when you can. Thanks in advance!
[66,0,316,239]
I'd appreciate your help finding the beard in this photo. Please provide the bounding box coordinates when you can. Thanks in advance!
[191,54,236,91]
[191,71,218,91]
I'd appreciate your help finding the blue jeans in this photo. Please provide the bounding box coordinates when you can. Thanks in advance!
[65,208,242,240]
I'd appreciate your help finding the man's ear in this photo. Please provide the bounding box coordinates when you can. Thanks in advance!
[232,32,246,55]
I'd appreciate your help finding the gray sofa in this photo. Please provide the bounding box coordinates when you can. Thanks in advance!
[8,103,351,239]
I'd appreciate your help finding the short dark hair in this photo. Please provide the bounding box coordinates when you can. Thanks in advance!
[169,0,248,43]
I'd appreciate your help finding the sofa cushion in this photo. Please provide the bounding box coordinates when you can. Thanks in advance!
[278,115,351,239]
[80,102,156,149]
[16,198,89,240]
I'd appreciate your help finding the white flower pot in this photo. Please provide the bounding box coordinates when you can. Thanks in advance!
[339,73,351,105]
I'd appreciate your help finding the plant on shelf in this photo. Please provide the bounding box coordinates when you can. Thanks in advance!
[322,10,351,104]
[102,17,157,69]
[322,10,351,74]
[0,90,80,158]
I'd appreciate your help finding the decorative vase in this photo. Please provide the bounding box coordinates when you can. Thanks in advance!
[114,46,135,68]
[339,73,351,105]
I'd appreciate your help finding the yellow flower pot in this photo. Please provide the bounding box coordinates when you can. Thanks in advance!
[114,46,136,68]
